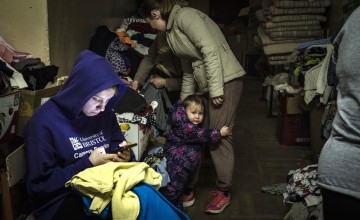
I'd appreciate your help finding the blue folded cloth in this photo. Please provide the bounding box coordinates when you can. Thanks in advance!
[132,182,190,220]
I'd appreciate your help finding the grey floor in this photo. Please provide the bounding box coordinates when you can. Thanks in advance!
[185,77,313,220]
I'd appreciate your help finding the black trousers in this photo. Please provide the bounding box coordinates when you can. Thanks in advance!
[321,188,360,220]
[53,193,111,220]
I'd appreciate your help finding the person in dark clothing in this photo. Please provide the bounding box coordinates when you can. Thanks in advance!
[317,6,360,220]
[160,94,231,210]
[24,50,136,220]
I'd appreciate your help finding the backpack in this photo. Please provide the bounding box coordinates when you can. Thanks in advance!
[141,82,172,133]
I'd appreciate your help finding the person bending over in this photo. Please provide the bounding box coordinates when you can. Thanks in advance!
[130,32,182,103]
[140,0,245,214]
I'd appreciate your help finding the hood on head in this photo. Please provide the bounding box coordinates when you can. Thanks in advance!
[52,50,126,118]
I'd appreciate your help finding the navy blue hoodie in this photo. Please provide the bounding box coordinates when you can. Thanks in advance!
[24,50,129,219]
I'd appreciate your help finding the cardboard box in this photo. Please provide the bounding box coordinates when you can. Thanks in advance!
[16,85,62,136]
[0,90,20,144]
[277,93,311,146]
[278,93,306,115]
[120,123,151,160]
[277,113,311,146]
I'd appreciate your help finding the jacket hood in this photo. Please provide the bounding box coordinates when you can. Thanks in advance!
[166,4,181,32]
[168,99,189,127]
[52,50,126,118]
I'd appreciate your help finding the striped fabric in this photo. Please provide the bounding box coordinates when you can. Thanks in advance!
[265,25,321,33]
[274,0,331,8]
[268,29,324,38]
[268,53,292,61]
[263,42,299,55]
[257,26,314,46]
[270,14,327,23]
[262,20,320,28]
[257,0,332,66]
[271,36,322,41]
[269,60,291,65]
[267,6,326,15]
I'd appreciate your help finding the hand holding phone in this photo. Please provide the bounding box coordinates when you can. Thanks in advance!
[110,143,137,154]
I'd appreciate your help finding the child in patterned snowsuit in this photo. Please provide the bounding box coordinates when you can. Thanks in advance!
[159,94,231,209]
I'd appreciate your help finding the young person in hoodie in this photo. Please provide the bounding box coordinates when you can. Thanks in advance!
[139,0,245,214]
[24,50,136,220]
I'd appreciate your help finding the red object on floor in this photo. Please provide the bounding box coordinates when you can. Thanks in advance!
[277,93,311,146]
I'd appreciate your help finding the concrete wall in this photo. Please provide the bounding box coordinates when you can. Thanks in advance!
[0,0,50,64]
[0,0,139,76]
[189,0,209,14]
[47,0,139,76]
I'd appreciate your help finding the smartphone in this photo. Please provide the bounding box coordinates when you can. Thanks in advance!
[110,143,137,154]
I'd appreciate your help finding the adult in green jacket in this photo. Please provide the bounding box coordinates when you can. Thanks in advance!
[140,0,246,214]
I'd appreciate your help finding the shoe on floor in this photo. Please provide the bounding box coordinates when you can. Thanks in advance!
[205,190,231,214]
[182,191,195,207]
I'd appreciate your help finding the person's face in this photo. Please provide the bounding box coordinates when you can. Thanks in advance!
[185,102,204,125]
[82,87,116,116]
[145,10,166,32]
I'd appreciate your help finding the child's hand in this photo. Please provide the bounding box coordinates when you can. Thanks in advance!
[220,126,231,137]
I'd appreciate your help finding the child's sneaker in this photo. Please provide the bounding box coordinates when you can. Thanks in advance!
[182,191,195,207]
[205,190,231,214]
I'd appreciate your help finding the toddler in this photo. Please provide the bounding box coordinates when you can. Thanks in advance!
[159,94,231,209]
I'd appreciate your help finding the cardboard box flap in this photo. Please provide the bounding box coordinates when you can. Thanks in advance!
[6,144,26,187]
[19,85,62,117]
